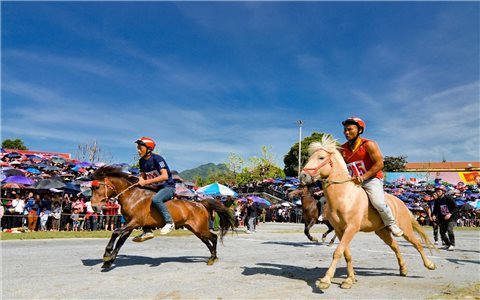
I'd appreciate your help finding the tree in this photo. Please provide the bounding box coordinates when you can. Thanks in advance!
[250,146,284,180]
[2,138,27,150]
[226,153,244,178]
[383,155,408,172]
[75,140,113,164]
[283,132,335,177]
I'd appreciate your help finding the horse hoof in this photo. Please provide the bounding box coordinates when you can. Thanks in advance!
[207,260,214,266]
[316,279,331,290]
[102,261,113,269]
[400,266,408,276]
[340,278,354,289]
[312,238,319,243]
[427,263,436,270]
[321,237,326,243]
[103,255,112,262]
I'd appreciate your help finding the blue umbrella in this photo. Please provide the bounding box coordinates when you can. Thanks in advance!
[6,152,22,159]
[26,168,41,174]
[63,182,81,192]
[197,182,238,197]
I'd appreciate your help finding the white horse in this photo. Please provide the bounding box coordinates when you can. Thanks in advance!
[300,135,436,290]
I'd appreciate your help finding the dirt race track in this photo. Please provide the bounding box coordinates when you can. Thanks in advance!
[1,223,479,299]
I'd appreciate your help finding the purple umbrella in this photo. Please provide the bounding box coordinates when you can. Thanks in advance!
[78,161,92,168]
[2,176,34,185]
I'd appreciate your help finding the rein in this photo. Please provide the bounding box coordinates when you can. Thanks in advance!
[320,177,353,189]
[92,179,139,202]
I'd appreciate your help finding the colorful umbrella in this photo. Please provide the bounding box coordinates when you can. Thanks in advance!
[25,168,41,174]
[2,176,34,185]
[78,161,92,168]
[196,182,238,197]
[1,182,25,189]
[35,178,65,189]
[3,169,25,177]
[238,196,271,206]
[51,156,66,163]
[6,152,22,159]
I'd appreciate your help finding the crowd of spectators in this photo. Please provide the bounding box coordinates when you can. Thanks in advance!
[1,150,479,233]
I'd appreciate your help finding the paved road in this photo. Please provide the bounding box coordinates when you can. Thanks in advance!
[1,223,479,299]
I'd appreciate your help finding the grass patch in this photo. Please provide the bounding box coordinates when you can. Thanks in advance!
[426,282,480,299]
[0,229,194,240]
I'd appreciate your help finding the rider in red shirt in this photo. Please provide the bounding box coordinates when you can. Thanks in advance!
[340,117,403,237]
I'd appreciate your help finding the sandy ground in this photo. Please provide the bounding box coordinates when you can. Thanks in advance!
[1,222,479,299]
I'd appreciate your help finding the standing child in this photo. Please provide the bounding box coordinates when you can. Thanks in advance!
[71,209,80,231]
[39,207,50,231]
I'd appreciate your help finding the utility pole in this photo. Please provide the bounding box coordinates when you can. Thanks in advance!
[297,120,304,178]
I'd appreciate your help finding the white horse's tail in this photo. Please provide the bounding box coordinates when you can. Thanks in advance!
[410,213,438,254]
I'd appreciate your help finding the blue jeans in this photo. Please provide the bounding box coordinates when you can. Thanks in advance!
[143,186,175,233]
[152,186,175,224]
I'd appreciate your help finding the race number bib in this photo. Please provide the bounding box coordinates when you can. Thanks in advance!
[346,161,367,177]
[440,204,450,216]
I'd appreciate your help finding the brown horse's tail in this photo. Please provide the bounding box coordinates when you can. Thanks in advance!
[410,212,437,254]
[200,199,236,242]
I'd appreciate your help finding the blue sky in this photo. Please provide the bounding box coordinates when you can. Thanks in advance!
[2,2,479,172]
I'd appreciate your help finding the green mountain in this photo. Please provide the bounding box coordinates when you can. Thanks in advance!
[179,163,229,181]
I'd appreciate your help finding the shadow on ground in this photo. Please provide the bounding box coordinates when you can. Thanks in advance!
[241,263,425,293]
[82,255,208,271]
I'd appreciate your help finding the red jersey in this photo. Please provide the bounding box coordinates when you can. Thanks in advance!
[341,138,383,179]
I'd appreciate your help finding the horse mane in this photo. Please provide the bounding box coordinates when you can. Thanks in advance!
[92,165,139,184]
[308,134,339,155]
[308,134,349,174]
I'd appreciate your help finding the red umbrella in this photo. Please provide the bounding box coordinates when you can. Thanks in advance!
[2,182,25,189]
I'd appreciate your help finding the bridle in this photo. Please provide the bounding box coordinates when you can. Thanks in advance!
[302,148,334,178]
[302,148,353,189]
[91,178,138,202]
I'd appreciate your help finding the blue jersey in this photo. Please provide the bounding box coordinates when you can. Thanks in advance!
[139,154,175,189]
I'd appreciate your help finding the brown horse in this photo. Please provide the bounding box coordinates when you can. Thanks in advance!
[90,166,235,268]
[289,186,336,245]
[300,135,436,290]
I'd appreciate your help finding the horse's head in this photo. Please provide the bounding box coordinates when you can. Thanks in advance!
[90,166,138,206]
[300,135,347,185]
[90,178,117,206]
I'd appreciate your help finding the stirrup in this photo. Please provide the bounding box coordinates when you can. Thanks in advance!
[132,232,155,242]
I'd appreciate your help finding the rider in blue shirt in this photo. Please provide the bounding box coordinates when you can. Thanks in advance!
[133,137,176,242]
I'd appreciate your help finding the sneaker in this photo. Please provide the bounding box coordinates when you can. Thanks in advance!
[160,223,175,235]
[132,231,155,242]
[246,230,252,234]
[388,224,404,237]
[447,245,455,251]
[434,241,439,245]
